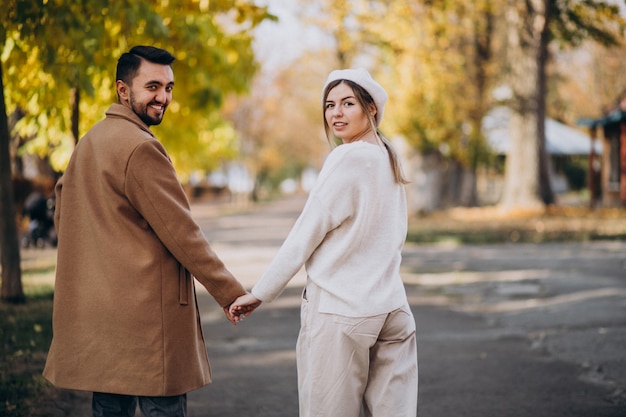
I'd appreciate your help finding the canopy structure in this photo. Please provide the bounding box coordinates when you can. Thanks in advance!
[576,105,626,208]
[482,106,602,155]
[577,108,626,130]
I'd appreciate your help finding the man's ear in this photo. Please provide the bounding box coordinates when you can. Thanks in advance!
[116,80,129,102]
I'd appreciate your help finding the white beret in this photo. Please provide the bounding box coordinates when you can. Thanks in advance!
[322,68,388,127]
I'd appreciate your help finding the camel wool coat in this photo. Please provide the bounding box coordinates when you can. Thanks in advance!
[43,104,246,396]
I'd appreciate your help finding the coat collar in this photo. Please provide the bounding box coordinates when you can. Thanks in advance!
[105,103,155,138]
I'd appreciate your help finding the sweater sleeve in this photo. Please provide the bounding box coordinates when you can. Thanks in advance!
[251,146,361,302]
[124,140,245,307]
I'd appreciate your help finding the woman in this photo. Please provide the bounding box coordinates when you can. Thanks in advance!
[231,68,418,417]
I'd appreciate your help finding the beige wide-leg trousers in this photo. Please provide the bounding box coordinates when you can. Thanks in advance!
[296,282,418,417]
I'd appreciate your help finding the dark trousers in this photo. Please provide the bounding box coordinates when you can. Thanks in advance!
[92,392,187,417]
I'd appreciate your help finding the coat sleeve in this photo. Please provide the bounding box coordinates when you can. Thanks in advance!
[124,139,245,307]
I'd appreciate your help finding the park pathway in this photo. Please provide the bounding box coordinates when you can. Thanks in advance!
[186,195,626,417]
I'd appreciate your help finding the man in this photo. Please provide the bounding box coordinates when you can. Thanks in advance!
[43,46,247,417]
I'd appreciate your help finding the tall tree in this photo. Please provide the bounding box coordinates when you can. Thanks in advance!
[357,1,502,208]
[500,0,549,209]
[0,61,23,302]
[500,0,624,209]
[0,0,68,302]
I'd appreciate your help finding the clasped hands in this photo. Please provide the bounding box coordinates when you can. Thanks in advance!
[223,292,262,325]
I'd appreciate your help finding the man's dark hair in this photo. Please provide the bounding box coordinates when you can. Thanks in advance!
[116,46,176,85]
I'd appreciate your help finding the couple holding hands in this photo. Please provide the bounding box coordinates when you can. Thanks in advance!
[43,45,417,417]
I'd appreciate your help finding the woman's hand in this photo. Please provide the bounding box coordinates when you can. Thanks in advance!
[228,292,262,324]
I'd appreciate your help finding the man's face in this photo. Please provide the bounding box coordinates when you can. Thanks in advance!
[123,60,174,126]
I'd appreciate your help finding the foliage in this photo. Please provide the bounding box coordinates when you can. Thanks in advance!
[225,51,330,195]
[544,0,625,122]
[304,0,624,205]
[549,0,625,47]
[305,0,502,171]
[376,1,501,167]
[2,0,275,178]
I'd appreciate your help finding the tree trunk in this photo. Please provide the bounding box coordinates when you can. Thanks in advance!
[0,62,25,303]
[71,87,80,144]
[499,0,548,210]
[537,0,554,205]
[439,159,478,208]
[459,166,478,206]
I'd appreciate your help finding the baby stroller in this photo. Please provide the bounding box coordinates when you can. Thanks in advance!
[22,192,57,248]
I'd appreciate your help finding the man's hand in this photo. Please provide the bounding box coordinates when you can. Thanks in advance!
[223,306,239,325]
[228,292,262,324]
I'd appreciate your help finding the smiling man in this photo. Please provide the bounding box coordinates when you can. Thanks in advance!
[117,50,174,126]
[43,46,248,417]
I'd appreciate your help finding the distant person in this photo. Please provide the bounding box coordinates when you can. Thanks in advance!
[22,190,56,248]
[231,68,418,417]
[43,45,247,417]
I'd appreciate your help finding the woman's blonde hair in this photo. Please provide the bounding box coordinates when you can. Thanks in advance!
[322,79,409,184]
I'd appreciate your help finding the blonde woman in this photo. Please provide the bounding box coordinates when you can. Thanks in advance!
[231,68,418,417]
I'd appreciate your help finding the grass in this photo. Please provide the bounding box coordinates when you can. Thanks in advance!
[0,287,55,416]
[407,205,626,244]
[0,249,83,417]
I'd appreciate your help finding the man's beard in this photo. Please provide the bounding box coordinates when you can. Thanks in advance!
[130,93,165,126]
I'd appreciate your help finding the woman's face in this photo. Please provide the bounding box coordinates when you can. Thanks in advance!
[324,82,374,143]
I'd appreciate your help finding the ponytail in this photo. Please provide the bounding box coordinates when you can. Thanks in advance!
[379,132,410,185]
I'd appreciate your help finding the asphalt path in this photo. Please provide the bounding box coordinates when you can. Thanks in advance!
[185,196,626,417]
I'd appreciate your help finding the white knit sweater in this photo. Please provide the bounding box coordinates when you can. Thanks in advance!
[251,141,408,317]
